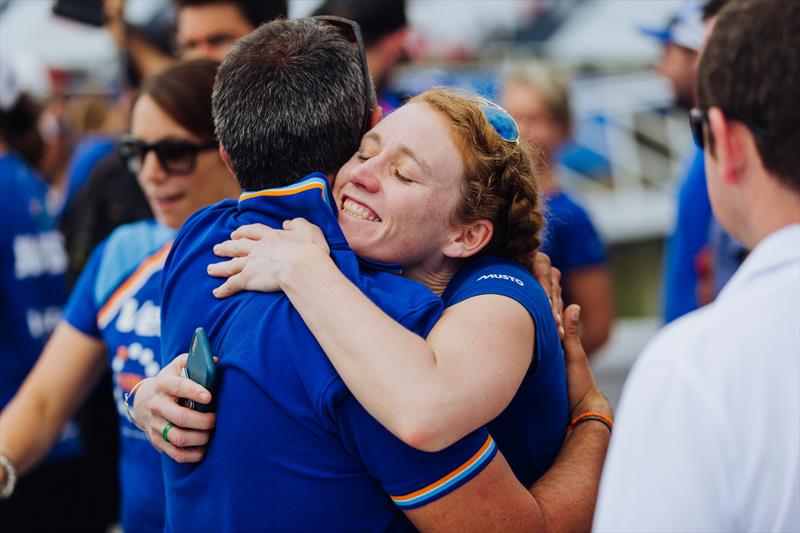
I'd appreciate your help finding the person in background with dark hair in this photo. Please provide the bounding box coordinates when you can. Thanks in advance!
[0,59,104,533]
[314,0,409,113]
[501,62,613,356]
[174,0,287,61]
[0,59,240,533]
[594,0,799,529]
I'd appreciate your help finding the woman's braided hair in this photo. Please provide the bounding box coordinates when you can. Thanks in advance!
[408,88,544,270]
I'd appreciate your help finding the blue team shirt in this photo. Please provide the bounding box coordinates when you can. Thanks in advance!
[0,153,80,460]
[540,190,606,301]
[64,219,173,533]
[663,147,712,323]
[442,256,569,487]
[160,174,497,533]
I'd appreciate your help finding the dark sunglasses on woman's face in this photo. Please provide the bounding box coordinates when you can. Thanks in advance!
[118,134,218,176]
[311,15,377,136]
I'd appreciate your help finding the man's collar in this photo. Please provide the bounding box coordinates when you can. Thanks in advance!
[717,223,800,300]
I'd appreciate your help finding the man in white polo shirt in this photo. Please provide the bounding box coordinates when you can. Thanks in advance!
[593,0,800,531]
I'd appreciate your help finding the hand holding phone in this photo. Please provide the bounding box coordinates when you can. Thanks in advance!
[182,327,217,412]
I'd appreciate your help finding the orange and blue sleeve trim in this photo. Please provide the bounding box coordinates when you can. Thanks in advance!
[390,435,497,509]
[96,241,172,329]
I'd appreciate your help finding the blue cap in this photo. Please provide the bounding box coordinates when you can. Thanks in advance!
[640,0,705,52]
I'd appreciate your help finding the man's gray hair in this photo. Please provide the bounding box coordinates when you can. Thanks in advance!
[212,18,368,190]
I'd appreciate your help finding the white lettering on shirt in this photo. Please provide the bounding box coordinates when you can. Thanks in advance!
[115,298,161,337]
[13,231,67,279]
[26,306,62,339]
[476,273,525,286]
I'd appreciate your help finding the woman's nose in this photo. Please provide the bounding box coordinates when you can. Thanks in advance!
[350,158,380,193]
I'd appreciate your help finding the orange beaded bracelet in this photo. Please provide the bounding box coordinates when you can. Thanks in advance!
[569,412,613,433]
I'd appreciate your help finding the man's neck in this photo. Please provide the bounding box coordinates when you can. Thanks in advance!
[739,178,800,250]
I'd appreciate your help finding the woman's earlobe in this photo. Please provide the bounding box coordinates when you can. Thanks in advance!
[444,220,493,259]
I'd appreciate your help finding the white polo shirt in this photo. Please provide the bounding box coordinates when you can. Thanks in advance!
[594,224,800,532]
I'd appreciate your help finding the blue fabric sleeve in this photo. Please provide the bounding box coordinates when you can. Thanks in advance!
[63,241,106,339]
[334,395,497,510]
[445,261,540,311]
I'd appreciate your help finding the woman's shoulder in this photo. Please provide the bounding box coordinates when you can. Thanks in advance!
[442,256,547,313]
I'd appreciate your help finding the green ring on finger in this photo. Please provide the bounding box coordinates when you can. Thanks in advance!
[162,422,175,443]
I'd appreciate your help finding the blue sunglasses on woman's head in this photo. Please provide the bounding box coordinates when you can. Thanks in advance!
[477,98,520,144]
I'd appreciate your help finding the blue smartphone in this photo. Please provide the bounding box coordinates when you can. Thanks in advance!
[182,327,217,412]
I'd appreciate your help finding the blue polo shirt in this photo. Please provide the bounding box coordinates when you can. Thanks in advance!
[64,219,173,533]
[160,174,497,533]
[0,152,80,461]
[443,256,569,487]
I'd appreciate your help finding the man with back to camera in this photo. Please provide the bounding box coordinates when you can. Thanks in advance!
[594,0,800,530]
[155,17,611,532]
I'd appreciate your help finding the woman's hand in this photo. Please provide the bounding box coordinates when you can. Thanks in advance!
[133,354,216,463]
[207,219,330,299]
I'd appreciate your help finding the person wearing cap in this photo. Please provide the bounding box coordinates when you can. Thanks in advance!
[594,0,799,529]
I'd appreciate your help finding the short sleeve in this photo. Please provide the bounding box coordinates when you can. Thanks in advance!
[334,395,497,510]
[63,241,106,339]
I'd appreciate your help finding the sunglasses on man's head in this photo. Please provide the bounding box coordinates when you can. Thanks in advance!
[119,134,218,176]
[311,15,377,136]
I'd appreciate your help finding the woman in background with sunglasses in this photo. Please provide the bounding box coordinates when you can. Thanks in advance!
[150,88,587,492]
[0,59,238,533]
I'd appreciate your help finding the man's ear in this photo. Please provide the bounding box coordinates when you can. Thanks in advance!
[219,145,236,177]
[708,107,745,184]
[369,106,383,129]
[443,219,493,259]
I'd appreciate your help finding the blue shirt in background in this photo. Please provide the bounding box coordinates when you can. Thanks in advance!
[160,174,496,533]
[442,256,569,487]
[663,147,712,323]
[64,219,173,533]
[540,190,607,302]
[0,153,68,407]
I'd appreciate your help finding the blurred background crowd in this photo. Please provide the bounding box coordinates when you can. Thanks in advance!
[0,0,745,530]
